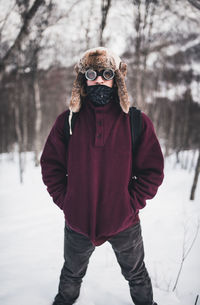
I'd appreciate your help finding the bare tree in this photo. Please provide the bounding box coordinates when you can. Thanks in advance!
[190,149,200,200]
[85,0,95,49]
[0,0,45,76]
[131,0,159,110]
[99,0,112,46]
[172,219,200,291]
[194,295,199,305]
[13,70,27,183]
[33,75,42,166]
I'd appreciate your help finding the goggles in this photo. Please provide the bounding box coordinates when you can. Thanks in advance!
[85,69,115,81]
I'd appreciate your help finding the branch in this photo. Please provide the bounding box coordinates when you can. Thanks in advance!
[187,0,200,10]
[0,2,17,40]
[184,221,200,259]
[42,0,83,30]
[0,0,45,71]
[172,219,200,291]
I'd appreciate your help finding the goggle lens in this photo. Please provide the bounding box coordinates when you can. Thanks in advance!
[85,69,115,81]
[103,69,114,80]
[85,69,96,81]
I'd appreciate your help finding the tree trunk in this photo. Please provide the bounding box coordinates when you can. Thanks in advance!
[190,149,200,200]
[85,0,94,49]
[14,92,24,183]
[134,4,147,110]
[99,0,111,46]
[33,73,42,166]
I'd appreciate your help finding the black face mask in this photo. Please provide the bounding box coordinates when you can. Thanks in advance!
[87,85,114,106]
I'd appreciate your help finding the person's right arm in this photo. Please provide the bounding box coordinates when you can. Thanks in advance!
[40,111,68,210]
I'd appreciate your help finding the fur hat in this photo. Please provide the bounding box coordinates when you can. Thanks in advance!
[69,47,130,114]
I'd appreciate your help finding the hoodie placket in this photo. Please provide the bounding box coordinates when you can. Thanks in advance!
[94,109,104,147]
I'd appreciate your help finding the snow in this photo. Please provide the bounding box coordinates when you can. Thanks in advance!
[0,151,200,305]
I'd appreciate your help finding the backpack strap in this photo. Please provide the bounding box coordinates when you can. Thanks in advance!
[65,107,142,157]
[129,106,142,175]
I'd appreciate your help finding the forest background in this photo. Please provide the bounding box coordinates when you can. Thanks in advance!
[0,0,200,198]
[0,1,200,305]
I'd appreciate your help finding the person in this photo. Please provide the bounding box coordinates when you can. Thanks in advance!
[40,47,164,305]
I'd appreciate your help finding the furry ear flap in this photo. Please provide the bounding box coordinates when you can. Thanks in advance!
[119,62,127,77]
[115,69,130,114]
[74,64,79,74]
[69,72,84,113]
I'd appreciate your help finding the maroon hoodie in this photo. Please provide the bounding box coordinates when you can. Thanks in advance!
[40,98,164,245]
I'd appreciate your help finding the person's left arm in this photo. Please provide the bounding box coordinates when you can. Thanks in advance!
[129,112,164,210]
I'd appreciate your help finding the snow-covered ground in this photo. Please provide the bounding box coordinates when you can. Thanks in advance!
[0,151,199,305]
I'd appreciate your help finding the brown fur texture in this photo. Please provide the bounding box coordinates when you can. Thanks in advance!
[119,62,127,77]
[69,47,130,113]
[69,73,83,112]
[115,68,130,114]
[78,49,117,72]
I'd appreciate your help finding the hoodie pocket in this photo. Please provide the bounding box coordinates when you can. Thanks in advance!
[128,180,136,213]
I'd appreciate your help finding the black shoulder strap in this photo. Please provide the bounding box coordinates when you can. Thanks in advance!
[65,111,79,147]
[129,106,142,157]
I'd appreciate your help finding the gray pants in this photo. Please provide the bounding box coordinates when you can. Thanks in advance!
[53,222,153,305]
